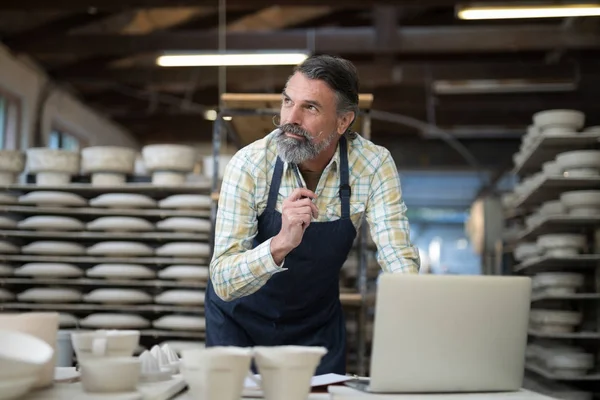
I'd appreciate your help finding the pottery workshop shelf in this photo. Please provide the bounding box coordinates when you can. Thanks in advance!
[0,278,207,289]
[502,110,600,398]
[0,229,210,242]
[528,330,600,340]
[514,255,600,273]
[526,363,600,382]
[516,215,600,242]
[512,176,600,210]
[513,132,600,176]
[0,205,211,218]
[4,181,212,195]
[0,254,210,265]
[0,302,203,314]
[531,293,600,302]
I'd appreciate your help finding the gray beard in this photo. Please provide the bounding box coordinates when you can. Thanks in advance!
[275,129,336,164]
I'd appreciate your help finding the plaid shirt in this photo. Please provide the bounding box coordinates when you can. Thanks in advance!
[210,130,420,300]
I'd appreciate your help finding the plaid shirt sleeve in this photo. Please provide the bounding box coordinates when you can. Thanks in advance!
[209,150,287,301]
[365,148,420,273]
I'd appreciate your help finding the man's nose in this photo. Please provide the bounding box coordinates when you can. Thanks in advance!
[285,105,302,126]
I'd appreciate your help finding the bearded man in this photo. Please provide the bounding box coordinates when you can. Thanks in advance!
[205,54,420,375]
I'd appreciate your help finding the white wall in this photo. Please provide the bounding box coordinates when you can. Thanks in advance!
[0,44,139,150]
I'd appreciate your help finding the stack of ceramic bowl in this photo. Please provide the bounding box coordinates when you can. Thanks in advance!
[81,146,137,186]
[25,148,79,186]
[529,309,582,334]
[0,329,55,399]
[536,234,587,258]
[514,242,540,263]
[142,144,197,186]
[532,273,584,296]
[532,109,585,137]
[0,150,25,185]
[536,344,594,377]
[138,344,180,382]
[71,329,142,394]
[560,190,600,217]
[525,200,565,230]
[555,150,600,178]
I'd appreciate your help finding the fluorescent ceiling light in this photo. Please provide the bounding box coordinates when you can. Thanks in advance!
[457,3,600,19]
[157,52,309,67]
[433,79,576,94]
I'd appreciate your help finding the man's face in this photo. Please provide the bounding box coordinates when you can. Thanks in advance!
[275,72,341,165]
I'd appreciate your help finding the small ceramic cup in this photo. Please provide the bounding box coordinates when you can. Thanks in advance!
[80,357,140,393]
[253,346,327,400]
[71,329,140,362]
[180,346,253,400]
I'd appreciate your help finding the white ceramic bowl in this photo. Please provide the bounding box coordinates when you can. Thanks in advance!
[533,109,585,132]
[26,148,79,185]
[539,200,565,216]
[537,234,586,250]
[561,190,600,210]
[142,144,197,172]
[71,330,140,362]
[0,150,25,185]
[0,329,54,380]
[542,161,562,176]
[80,357,140,393]
[81,146,136,174]
[556,150,600,171]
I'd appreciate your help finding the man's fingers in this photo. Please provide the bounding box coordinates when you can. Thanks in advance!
[288,188,317,201]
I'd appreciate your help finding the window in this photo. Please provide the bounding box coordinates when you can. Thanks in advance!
[0,90,20,150]
[49,126,85,151]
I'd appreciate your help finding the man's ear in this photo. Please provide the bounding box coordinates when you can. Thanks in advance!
[337,111,356,135]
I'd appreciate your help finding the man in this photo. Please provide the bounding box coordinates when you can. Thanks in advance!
[206,54,420,375]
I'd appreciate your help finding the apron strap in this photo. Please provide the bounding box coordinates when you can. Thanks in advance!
[338,136,351,220]
[267,156,284,210]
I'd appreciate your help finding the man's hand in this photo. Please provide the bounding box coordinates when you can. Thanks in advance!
[270,188,318,265]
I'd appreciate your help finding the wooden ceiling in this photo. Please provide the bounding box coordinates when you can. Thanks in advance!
[1,0,600,165]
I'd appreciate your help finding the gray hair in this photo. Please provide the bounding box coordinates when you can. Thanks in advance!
[291,54,360,140]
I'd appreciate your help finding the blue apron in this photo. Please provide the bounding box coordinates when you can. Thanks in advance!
[205,136,356,375]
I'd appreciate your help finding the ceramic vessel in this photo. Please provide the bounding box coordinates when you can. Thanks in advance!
[71,329,140,362]
[80,357,140,393]
[151,171,187,186]
[81,146,136,186]
[26,148,79,186]
[17,216,84,231]
[0,312,60,388]
[0,150,25,185]
[181,346,252,400]
[86,216,154,232]
[561,190,600,216]
[253,346,327,400]
[532,109,585,133]
[0,329,54,380]
[142,144,197,172]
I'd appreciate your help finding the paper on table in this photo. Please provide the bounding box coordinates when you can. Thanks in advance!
[244,373,352,389]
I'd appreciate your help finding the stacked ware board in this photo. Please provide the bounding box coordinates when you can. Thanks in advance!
[502,110,600,400]
[0,145,212,359]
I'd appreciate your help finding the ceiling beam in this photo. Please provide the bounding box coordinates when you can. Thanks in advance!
[18,26,600,56]
[54,61,581,89]
[0,0,515,11]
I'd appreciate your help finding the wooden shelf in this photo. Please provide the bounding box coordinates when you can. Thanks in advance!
[0,254,209,265]
[513,132,600,176]
[526,362,600,381]
[4,182,212,196]
[514,254,600,273]
[517,215,600,241]
[0,205,211,219]
[513,176,600,210]
[0,302,203,314]
[0,229,209,242]
[0,277,207,289]
[532,293,600,302]
[528,330,600,340]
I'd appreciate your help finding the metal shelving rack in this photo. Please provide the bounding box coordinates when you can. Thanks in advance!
[501,126,600,400]
[0,176,213,355]
[209,92,375,375]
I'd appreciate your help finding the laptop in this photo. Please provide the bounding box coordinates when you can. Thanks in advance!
[346,273,532,393]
